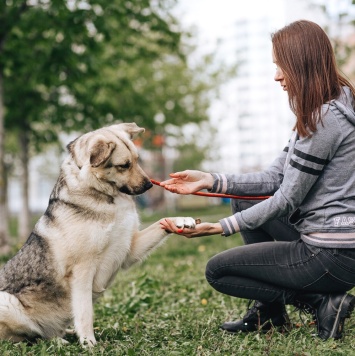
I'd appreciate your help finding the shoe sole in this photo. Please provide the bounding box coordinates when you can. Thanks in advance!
[220,320,288,334]
[329,294,355,339]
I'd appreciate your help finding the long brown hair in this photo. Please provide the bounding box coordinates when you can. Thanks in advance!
[271,20,355,137]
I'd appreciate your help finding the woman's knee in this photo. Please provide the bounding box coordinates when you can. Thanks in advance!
[205,248,238,285]
[205,254,221,286]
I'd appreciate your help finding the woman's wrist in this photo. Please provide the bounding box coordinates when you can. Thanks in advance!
[210,222,223,235]
[204,173,214,190]
[219,216,240,237]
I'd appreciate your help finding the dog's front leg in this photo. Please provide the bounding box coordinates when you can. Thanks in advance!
[71,265,97,347]
[122,220,168,269]
[122,217,196,269]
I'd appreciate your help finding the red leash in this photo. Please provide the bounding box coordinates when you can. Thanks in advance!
[151,179,271,201]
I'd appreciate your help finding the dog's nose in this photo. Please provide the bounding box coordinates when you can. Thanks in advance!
[145,180,153,191]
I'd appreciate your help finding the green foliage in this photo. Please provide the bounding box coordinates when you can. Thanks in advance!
[320,2,355,75]
[1,206,355,355]
[0,0,229,162]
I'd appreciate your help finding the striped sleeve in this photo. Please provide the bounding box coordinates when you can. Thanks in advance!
[209,173,228,193]
[219,215,240,236]
[290,148,330,176]
[208,142,289,197]
[233,109,343,233]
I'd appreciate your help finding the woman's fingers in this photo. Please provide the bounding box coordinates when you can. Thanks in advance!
[160,218,210,238]
[159,178,176,186]
[160,172,186,185]
[159,218,176,233]
[160,218,193,236]
[169,171,188,178]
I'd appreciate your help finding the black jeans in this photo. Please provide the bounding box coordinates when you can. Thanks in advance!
[205,200,355,304]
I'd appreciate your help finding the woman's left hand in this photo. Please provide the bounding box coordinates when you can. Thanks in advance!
[160,219,223,238]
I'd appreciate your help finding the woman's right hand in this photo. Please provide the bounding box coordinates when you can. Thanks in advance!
[160,170,214,195]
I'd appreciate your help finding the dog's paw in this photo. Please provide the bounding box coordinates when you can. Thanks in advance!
[80,335,97,348]
[173,217,198,229]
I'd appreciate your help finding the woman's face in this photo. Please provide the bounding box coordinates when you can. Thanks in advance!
[272,50,287,91]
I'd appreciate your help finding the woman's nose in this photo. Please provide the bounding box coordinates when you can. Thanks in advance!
[274,68,284,82]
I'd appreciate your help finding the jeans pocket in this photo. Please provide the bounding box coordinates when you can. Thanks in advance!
[337,248,355,260]
[287,241,321,267]
[303,243,322,255]
[303,270,355,292]
[327,249,355,274]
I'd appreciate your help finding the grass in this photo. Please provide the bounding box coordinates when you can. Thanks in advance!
[1,204,355,355]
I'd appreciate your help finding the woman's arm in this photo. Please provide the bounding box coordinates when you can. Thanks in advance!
[223,109,343,236]
[209,137,292,196]
[160,219,226,238]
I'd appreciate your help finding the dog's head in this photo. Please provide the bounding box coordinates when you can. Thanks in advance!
[67,123,153,196]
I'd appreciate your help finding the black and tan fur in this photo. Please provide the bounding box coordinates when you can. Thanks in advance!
[0,123,195,346]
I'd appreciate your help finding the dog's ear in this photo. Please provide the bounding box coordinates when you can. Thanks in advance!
[67,137,80,154]
[90,140,116,167]
[118,123,145,140]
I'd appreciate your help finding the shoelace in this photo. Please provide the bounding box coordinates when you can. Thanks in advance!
[294,301,317,327]
[243,300,258,319]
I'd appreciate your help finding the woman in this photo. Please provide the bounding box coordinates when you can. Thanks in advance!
[160,20,355,340]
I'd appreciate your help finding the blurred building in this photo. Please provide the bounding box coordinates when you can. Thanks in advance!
[219,15,290,173]
[215,0,327,173]
[213,0,355,174]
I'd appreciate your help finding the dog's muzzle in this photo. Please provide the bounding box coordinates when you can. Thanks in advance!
[119,180,153,195]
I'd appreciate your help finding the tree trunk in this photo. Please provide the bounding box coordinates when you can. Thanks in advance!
[0,70,10,253]
[18,128,30,242]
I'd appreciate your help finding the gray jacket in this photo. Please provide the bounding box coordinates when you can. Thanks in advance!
[212,86,355,248]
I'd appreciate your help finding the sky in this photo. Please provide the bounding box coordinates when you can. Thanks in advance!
[172,0,287,126]
[176,0,282,28]
[174,0,283,54]
[174,0,355,55]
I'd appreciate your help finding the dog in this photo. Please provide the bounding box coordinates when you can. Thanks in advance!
[0,123,196,346]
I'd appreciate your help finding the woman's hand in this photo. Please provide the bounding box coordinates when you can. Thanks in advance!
[160,170,214,195]
[160,218,223,238]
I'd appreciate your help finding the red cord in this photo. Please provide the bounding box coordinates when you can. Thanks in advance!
[150,179,271,201]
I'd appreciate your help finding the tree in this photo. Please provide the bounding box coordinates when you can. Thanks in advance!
[0,70,9,252]
[319,1,355,79]
[0,0,231,245]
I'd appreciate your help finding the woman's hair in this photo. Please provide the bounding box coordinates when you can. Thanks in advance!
[271,20,355,137]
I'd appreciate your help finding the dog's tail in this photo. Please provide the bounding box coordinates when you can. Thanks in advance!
[0,291,41,341]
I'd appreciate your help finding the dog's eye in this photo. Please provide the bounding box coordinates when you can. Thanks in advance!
[118,162,131,169]
[106,162,113,169]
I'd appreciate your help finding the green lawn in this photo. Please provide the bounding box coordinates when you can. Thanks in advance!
[1,205,355,355]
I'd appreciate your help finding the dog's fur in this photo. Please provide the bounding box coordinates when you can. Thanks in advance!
[0,123,195,346]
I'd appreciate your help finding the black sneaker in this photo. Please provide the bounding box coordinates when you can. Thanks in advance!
[220,300,291,333]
